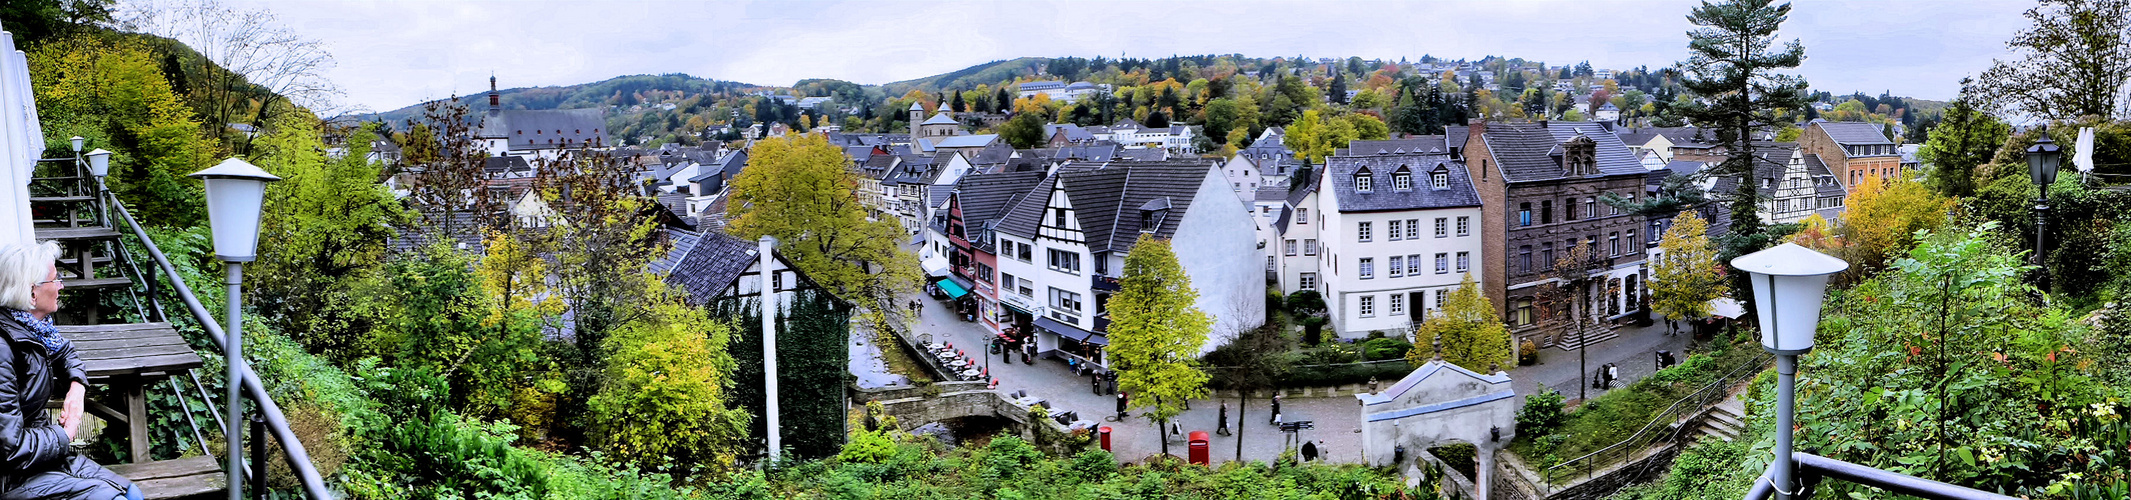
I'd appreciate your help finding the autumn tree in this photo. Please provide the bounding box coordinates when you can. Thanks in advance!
[249,116,405,360]
[1836,171,1956,273]
[586,298,751,473]
[1977,0,2131,121]
[122,0,343,151]
[727,134,921,336]
[1648,212,1726,334]
[1409,274,1512,374]
[999,111,1047,148]
[1108,235,1211,457]
[1542,239,1606,401]
[398,100,501,239]
[28,33,216,226]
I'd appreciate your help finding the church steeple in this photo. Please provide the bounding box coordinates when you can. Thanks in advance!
[488,75,500,111]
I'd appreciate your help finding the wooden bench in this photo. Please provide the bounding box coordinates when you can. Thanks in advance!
[106,456,226,499]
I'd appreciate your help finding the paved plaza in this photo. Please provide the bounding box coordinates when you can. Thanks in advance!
[874,286,1697,464]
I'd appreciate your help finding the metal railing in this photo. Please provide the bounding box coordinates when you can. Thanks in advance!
[1542,350,1773,488]
[113,199,334,499]
[1743,453,2017,500]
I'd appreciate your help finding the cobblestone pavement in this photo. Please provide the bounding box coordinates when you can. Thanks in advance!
[897,286,1697,464]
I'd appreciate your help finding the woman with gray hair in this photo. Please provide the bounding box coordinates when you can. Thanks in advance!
[0,241,141,500]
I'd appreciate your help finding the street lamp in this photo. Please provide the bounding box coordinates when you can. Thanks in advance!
[69,135,84,154]
[189,158,280,500]
[85,149,112,224]
[1732,242,1847,500]
[2027,135,2061,293]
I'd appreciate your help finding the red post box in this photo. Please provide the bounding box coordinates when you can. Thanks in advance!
[1099,426,1113,451]
[1188,430,1210,465]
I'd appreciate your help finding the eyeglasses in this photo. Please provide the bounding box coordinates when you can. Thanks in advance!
[33,278,61,288]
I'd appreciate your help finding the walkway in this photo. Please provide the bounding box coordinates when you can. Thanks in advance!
[896,285,1696,464]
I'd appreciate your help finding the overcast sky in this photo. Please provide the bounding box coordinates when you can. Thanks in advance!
[233,0,2034,113]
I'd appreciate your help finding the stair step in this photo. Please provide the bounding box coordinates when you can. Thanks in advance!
[106,456,226,500]
[30,195,96,203]
[1553,329,1622,351]
[1705,411,1743,429]
[60,277,133,290]
[35,226,121,241]
[1697,426,1737,442]
[58,255,115,267]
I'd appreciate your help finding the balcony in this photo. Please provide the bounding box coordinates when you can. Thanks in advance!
[1091,272,1121,291]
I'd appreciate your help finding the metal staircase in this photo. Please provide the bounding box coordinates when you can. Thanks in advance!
[28,153,331,499]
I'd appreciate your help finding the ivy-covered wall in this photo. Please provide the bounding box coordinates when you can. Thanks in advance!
[717,288,852,460]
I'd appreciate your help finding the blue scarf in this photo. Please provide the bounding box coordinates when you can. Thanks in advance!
[9,310,68,354]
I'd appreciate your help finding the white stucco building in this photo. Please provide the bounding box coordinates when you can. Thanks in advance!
[1317,153,1487,339]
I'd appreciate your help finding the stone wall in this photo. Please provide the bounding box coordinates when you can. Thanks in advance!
[1493,450,1543,500]
[1541,445,1680,500]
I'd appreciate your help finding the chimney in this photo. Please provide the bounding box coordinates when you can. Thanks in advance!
[1468,118,1486,137]
[1539,120,1549,129]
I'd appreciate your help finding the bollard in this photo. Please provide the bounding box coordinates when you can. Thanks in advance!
[249,414,267,499]
[1099,426,1113,451]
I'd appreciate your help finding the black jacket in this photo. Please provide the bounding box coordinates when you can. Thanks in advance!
[0,313,132,500]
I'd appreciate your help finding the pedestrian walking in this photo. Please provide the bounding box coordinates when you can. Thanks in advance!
[1116,392,1129,421]
[1091,371,1103,395]
[1607,363,1620,389]
[1269,395,1282,425]
[1217,402,1231,436]
[1301,440,1319,462]
[1318,440,1329,462]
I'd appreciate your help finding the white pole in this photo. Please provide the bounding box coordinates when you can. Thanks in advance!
[760,236,780,460]
[225,262,244,500]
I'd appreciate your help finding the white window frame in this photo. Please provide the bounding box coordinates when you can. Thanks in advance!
[1299,272,1318,290]
[1285,239,1298,256]
[1457,216,1470,236]
[1358,221,1373,242]
[1435,218,1448,238]
[1436,253,1449,274]
[1456,251,1469,273]
[1394,172,1413,191]
[1431,171,1449,189]
[1389,256,1404,278]
[1360,295,1376,317]
[1390,293,1405,315]
[1360,257,1375,279]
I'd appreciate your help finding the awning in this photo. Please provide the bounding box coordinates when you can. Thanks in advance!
[937,278,971,299]
[1709,298,1745,319]
[1035,316,1107,346]
[921,254,950,277]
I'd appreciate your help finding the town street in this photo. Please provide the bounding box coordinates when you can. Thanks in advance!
[897,289,1698,464]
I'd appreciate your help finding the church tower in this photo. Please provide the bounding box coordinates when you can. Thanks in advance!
[908,101,924,136]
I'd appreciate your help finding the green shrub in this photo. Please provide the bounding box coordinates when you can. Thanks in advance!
[1516,387,1566,437]
[1359,337,1412,361]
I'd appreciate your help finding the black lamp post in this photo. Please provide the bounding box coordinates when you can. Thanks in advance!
[2027,135,2061,292]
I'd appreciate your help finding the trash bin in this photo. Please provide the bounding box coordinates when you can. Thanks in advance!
[1099,426,1113,451]
[1188,431,1210,465]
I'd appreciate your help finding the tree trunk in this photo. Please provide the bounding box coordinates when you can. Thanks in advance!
[1236,393,1248,462]
[1159,417,1171,457]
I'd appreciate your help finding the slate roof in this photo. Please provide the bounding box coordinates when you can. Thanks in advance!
[952,171,1049,251]
[1044,123,1096,143]
[1053,144,1119,161]
[995,161,1218,254]
[1343,136,1449,156]
[665,230,765,303]
[1446,126,1470,153]
[650,228,701,275]
[1115,148,1167,161]
[1813,121,1893,146]
[1705,146,1844,200]
[1480,122,1645,183]
[922,112,961,126]
[1325,154,1483,212]
[483,155,532,175]
[688,150,748,183]
[480,108,608,150]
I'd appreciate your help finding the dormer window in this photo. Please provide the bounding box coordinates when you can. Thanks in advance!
[1431,170,1449,189]
[1355,168,1373,192]
[1393,170,1413,191]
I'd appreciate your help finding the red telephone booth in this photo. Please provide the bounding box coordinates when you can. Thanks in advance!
[1187,431,1210,465]
[1098,426,1113,451]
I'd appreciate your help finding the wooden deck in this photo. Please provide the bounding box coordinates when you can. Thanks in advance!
[58,322,203,379]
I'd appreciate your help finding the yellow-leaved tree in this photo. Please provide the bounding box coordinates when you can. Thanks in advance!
[1836,170,1955,272]
[1409,274,1513,374]
[727,134,920,335]
[1108,235,1210,457]
[587,297,751,473]
[1650,211,1727,334]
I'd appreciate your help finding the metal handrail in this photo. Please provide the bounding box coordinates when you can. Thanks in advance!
[1743,453,2019,500]
[1543,350,1772,486]
[112,199,334,499]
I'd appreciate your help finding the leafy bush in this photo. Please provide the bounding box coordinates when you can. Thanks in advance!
[1285,290,1326,317]
[1359,337,1412,361]
[1518,338,1540,365]
[586,301,751,472]
[1516,388,1567,438]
